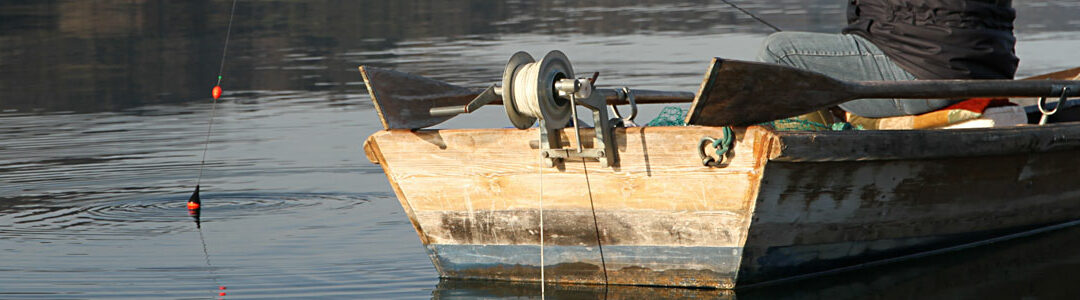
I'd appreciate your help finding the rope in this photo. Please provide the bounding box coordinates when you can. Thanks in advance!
[195,0,240,187]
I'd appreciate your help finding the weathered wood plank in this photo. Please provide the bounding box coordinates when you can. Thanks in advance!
[363,135,431,246]
[360,66,479,130]
[415,210,748,247]
[1021,66,1080,81]
[370,127,764,212]
[769,122,1080,162]
[739,148,1080,283]
[368,126,772,285]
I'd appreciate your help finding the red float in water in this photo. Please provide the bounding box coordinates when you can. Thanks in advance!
[219,286,227,290]
[187,201,200,210]
[212,85,222,100]
[219,292,227,296]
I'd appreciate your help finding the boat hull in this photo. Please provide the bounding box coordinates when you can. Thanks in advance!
[363,124,1080,288]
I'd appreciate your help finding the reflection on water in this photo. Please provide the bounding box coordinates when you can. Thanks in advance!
[435,225,1080,299]
[2,0,1078,113]
[2,0,1080,298]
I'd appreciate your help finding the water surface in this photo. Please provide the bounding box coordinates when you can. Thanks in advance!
[2,0,1080,298]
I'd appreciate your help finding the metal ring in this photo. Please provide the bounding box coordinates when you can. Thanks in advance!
[1039,86,1070,116]
[698,137,720,167]
[610,87,638,122]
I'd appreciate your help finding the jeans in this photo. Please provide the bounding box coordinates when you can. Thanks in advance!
[757,32,960,118]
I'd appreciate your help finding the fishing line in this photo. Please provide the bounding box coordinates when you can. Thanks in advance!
[194,0,239,189]
[719,0,782,32]
[197,226,226,298]
[581,159,610,286]
[537,130,546,299]
[188,0,239,298]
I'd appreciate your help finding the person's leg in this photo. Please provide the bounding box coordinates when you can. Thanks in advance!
[757,32,958,118]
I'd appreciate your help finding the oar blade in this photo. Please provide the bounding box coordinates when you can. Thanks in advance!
[685,58,850,126]
[359,66,482,129]
[1022,66,1080,81]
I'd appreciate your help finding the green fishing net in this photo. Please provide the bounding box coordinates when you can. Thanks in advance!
[645,106,688,126]
[644,106,862,131]
[755,119,861,131]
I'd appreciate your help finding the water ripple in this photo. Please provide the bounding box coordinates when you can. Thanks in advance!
[0,193,371,241]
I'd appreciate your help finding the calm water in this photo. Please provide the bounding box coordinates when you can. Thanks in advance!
[2,0,1080,298]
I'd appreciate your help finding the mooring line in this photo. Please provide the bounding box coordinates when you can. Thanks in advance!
[581,159,610,285]
[719,0,782,32]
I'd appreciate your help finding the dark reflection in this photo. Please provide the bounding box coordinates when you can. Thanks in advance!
[3,1,1080,298]
[2,0,1075,113]
[2,0,1077,114]
[433,279,734,299]
[434,225,1080,299]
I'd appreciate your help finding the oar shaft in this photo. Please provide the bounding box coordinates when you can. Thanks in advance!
[598,89,695,104]
[849,80,1080,100]
[481,89,694,105]
[430,88,694,117]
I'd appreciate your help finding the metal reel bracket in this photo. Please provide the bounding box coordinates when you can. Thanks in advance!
[539,84,618,168]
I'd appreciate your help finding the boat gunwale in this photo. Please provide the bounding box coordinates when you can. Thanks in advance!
[766,121,1080,162]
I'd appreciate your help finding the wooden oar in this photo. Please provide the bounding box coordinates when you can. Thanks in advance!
[360,63,1080,130]
[359,66,694,129]
[686,58,1080,126]
[1023,66,1080,81]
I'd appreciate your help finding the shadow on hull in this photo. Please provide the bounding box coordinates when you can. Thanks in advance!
[433,225,1080,299]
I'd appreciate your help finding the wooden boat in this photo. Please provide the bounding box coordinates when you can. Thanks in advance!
[361,52,1080,289]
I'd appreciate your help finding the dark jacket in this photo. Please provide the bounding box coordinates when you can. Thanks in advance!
[843,0,1019,79]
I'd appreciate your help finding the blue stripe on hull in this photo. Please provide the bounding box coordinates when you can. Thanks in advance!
[427,244,742,288]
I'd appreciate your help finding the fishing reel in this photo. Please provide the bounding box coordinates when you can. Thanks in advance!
[501,51,617,168]
[429,51,620,167]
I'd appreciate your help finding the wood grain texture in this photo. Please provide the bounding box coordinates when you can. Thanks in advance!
[769,122,1080,162]
[414,209,748,247]
[1021,66,1080,81]
[685,60,1080,127]
[368,126,773,288]
[368,126,773,248]
[362,138,379,164]
[366,118,1080,287]
[364,135,432,246]
[739,148,1080,283]
[370,126,764,212]
[360,66,479,129]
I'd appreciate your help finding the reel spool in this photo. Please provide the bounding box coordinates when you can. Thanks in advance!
[498,50,617,167]
[502,51,575,130]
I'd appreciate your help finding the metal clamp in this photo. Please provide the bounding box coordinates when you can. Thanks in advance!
[610,87,638,127]
[1038,86,1071,125]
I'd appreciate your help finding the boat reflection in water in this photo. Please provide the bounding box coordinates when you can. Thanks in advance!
[433,225,1080,299]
